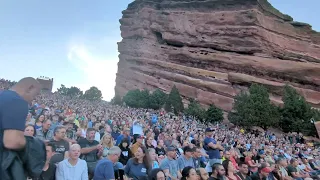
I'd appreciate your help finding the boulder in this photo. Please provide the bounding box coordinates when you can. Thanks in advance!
[115,0,320,112]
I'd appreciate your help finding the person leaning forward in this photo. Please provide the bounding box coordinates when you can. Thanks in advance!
[0,77,41,177]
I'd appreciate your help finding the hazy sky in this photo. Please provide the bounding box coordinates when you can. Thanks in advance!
[0,0,319,100]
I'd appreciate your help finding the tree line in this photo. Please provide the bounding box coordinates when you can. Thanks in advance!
[112,85,224,124]
[113,84,320,136]
[56,84,103,101]
[229,84,320,136]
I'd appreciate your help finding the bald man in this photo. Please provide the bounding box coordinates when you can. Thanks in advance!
[0,77,41,151]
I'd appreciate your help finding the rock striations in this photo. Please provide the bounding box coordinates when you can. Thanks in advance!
[115,0,320,112]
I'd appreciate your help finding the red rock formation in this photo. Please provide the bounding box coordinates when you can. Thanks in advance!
[115,0,320,112]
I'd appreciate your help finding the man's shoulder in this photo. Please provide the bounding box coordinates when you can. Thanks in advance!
[177,155,185,161]
[92,140,99,145]
[0,90,27,107]
[163,157,176,163]
[287,165,296,171]
[78,137,87,143]
[97,158,113,166]
[0,90,24,101]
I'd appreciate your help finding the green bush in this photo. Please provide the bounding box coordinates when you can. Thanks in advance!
[83,86,103,101]
[111,94,122,105]
[123,88,167,110]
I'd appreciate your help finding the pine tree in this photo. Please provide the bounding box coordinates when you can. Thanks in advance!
[280,85,315,135]
[149,89,167,110]
[206,104,224,123]
[229,84,280,129]
[165,85,184,114]
[185,98,206,121]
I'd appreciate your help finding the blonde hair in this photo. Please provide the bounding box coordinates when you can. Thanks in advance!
[101,133,114,148]
[79,119,88,129]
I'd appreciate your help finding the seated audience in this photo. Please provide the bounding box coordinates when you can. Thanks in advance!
[56,144,88,180]
[78,128,103,177]
[181,166,199,180]
[50,126,70,164]
[124,146,151,179]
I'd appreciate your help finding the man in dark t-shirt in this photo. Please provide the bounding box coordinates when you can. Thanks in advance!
[0,78,41,178]
[78,128,103,176]
[50,126,70,164]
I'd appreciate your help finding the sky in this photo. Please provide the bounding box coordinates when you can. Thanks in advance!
[0,0,319,101]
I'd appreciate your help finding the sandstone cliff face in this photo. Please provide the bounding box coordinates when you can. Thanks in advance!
[115,0,320,111]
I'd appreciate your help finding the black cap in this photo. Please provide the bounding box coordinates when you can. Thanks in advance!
[205,128,215,132]
[183,146,195,153]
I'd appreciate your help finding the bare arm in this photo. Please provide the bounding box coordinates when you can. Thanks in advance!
[80,146,97,154]
[291,172,303,178]
[208,142,223,150]
[3,130,26,150]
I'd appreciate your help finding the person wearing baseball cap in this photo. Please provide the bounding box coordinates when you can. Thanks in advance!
[130,134,145,155]
[203,127,224,172]
[160,146,181,180]
[250,162,272,180]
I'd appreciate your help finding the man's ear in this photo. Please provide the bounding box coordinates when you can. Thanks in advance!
[26,85,34,93]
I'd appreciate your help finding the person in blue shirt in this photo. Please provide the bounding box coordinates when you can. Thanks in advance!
[116,128,131,146]
[0,77,41,177]
[94,146,122,180]
[124,146,151,179]
[203,128,224,170]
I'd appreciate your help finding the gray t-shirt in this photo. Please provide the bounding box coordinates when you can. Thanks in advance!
[177,155,195,171]
[160,157,179,180]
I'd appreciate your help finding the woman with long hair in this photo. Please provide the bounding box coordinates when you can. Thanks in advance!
[100,133,114,157]
[148,168,165,180]
[148,148,159,169]
[222,159,241,180]
[181,166,199,180]
[34,114,45,130]
[79,120,88,138]
[124,145,151,180]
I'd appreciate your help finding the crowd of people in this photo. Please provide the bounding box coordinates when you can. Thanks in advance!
[1,78,320,180]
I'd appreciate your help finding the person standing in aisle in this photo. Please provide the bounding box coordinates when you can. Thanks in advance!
[0,77,41,178]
